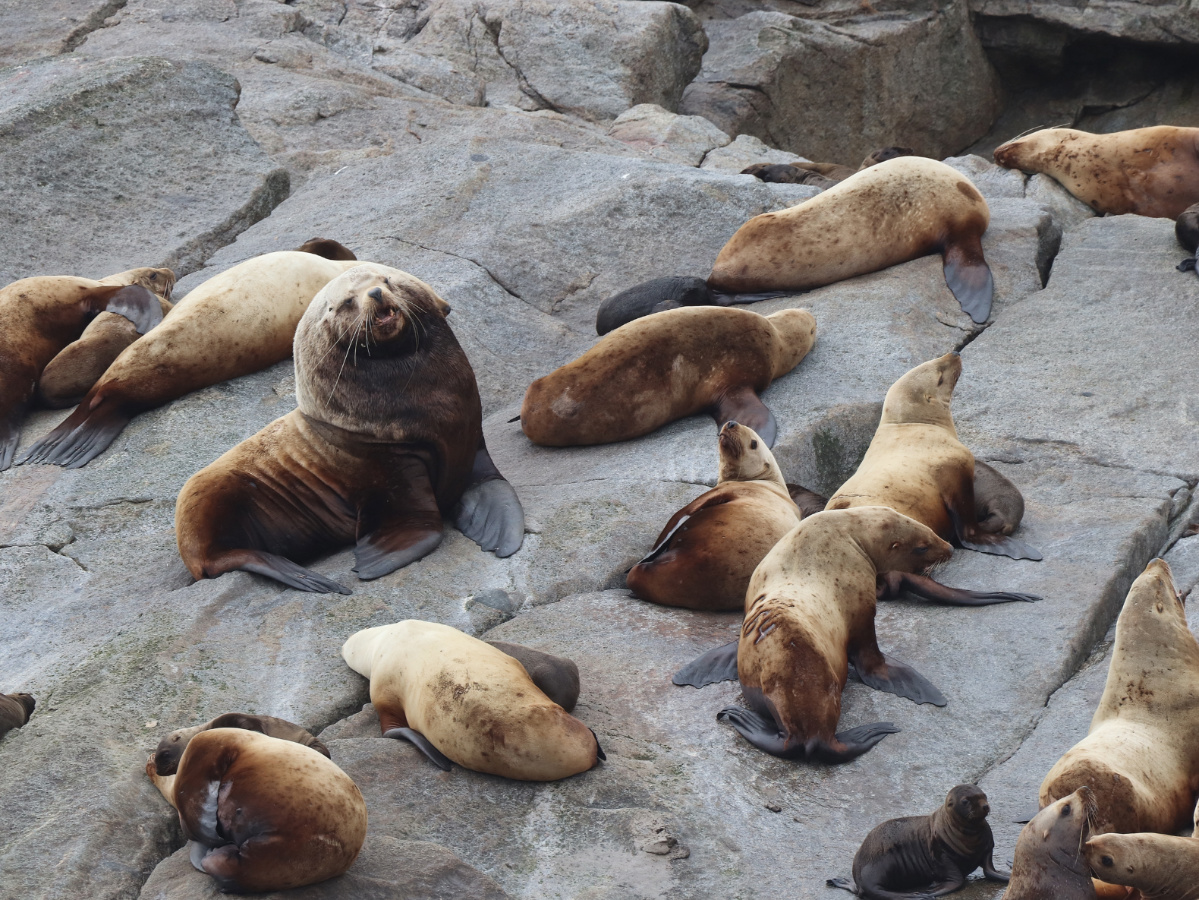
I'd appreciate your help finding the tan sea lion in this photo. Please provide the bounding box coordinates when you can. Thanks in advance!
[1040,559,1199,836]
[341,620,603,780]
[1087,829,1199,900]
[21,251,364,469]
[167,728,367,893]
[1178,202,1198,275]
[523,305,817,449]
[150,713,330,779]
[175,263,524,594]
[826,351,1042,560]
[994,126,1199,219]
[710,156,995,323]
[627,421,802,611]
[1006,787,1100,900]
[0,692,34,740]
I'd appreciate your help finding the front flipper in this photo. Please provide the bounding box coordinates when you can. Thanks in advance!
[1179,254,1197,273]
[878,571,1041,606]
[712,385,776,448]
[0,402,26,471]
[454,438,525,558]
[235,550,351,595]
[102,284,163,334]
[786,483,828,518]
[672,640,739,687]
[949,505,1043,561]
[354,516,443,580]
[383,727,453,770]
[851,648,946,707]
[943,238,994,324]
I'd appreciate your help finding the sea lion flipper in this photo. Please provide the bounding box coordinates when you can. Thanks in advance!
[878,571,1041,605]
[716,706,800,757]
[957,533,1043,561]
[102,284,163,335]
[826,877,856,893]
[786,483,828,518]
[353,520,444,580]
[1177,252,1196,273]
[851,651,947,706]
[237,550,352,595]
[942,239,993,324]
[672,640,739,687]
[454,439,525,558]
[712,386,776,448]
[296,238,357,261]
[0,403,26,471]
[18,397,131,468]
[383,727,453,770]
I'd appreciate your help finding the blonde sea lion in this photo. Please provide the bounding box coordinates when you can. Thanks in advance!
[1178,202,1198,274]
[1087,828,1199,900]
[1039,559,1199,836]
[166,728,367,893]
[0,692,34,740]
[341,620,603,780]
[176,263,523,594]
[993,126,1199,219]
[21,250,363,469]
[1005,787,1099,900]
[150,713,330,778]
[523,305,817,449]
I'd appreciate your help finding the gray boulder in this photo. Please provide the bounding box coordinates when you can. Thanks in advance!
[971,0,1199,49]
[607,103,731,166]
[699,133,808,173]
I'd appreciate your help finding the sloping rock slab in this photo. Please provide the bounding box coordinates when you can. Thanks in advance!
[971,0,1199,48]
[0,0,123,66]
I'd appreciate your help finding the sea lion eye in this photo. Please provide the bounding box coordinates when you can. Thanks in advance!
[913,546,928,555]
[749,440,758,449]
[149,273,158,280]
[1101,855,1113,867]
[1062,804,1071,816]
[342,297,353,308]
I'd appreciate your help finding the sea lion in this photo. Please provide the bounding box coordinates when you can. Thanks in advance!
[714,506,954,764]
[994,127,1199,219]
[0,277,161,469]
[1178,202,1198,274]
[150,713,331,779]
[175,263,524,594]
[1087,830,1199,900]
[741,163,839,189]
[484,641,581,712]
[21,251,363,469]
[167,728,367,893]
[341,620,603,780]
[1039,559,1199,836]
[827,784,1009,898]
[861,147,915,168]
[627,421,801,611]
[711,157,995,323]
[0,692,34,740]
[523,305,817,449]
[297,237,357,261]
[1005,787,1099,900]
[826,351,1042,560]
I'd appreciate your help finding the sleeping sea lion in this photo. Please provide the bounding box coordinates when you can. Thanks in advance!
[1178,202,1198,275]
[523,305,817,449]
[741,163,839,189]
[1087,829,1199,900]
[1006,787,1099,900]
[176,263,524,594]
[1040,559,1199,836]
[150,713,330,779]
[0,692,34,740]
[341,620,603,780]
[994,126,1199,219]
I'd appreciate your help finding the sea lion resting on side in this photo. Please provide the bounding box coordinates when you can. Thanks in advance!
[0,692,34,740]
[1040,559,1199,836]
[1005,788,1100,900]
[828,784,1009,899]
[1088,825,1199,900]
[341,620,603,780]
[1178,202,1199,275]
[176,263,524,594]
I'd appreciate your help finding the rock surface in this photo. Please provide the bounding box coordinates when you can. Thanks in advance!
[971,0,1199,49]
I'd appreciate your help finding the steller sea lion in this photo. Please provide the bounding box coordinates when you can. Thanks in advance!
[827,784,1009,898]
[1006,787,1100,900]
[994,126,1199,219]
[341,620,603,781]
[150,713,330,779]
[297,237,357,261]
[0,692,34,740]
[166,728,367,893]
[1040,559,1199,836]
[523,305,817,450]
[1178,202,1198,275]
[1087,828,1199,900]
[175,263,524,594]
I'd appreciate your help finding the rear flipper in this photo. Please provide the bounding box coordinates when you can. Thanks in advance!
[717,706,897,762]
[1178,253,1197,273]
[826,877,857,894]
[878,571,1041,606]
[233,549,351,595]
[19,396,131,468]
[672,640,739,687]
[786,483,828,518]
[712,385,777,448]
[851,650,946,707]
[943,238,994,324]
[950,506,1042,561]
[384,726,453,770]
[454,439,525,558]
[826,875,940,900]
[103,285,163,334]
[708,289,792,306]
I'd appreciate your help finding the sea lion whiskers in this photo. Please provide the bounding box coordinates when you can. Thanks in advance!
[328,317,365,405]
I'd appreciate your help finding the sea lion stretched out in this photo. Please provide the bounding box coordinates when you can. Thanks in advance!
[176,263,525,594]
[741,147,915,186]
[1040,559,1199,836]
[1005,788,1099,900]
[1178,202,1199,275]
[828,784,1009,899]
[0,692,34,740]
[341,620,603,780]
[994,126,1199,219]
[523,305,816,449]
[1087,822,1199,900]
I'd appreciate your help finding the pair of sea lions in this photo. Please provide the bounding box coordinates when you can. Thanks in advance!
[0,692,34,740]
[741,146,915,188]
[595,156,996,335]
[1178,203,1199,275]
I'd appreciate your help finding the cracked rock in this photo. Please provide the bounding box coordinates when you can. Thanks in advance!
[607,104,731,167]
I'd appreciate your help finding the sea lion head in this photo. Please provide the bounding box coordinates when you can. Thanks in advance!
[106,267,176,302]
[765,308,817,377]
[310,263,451,353]
[10,693,35,723]
[1084,832,1164,890]
[993,127,1079,173]
[152,723,208,776]
[851,507,954,573]
[1116,558,1186,644]
[861,146,913,169]
[881,351,961,428]
[943,783,991,826]
[1029,786,1098,855]
[341,623,391,679]
[717,421,784,486]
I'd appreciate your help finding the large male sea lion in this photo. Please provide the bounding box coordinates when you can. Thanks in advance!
[523,305,816,449]
[21,250,364,469]
[1178,202,1199,274]
[341,620,603,780]
[175,263,524,594]
[1039,559,1199,836]
[150,713,330,779]
[0,692,34,740]
[1087,827,1199,900]
[165,728,367,893]
[994,126,1199,219]
[1006,787,1099,900]
[828,784,1009,898]
[826,351,1042,561]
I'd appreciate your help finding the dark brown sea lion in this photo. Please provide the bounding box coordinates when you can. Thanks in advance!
[828,784,1009,898]
[175,263,524,594]
[150,713,330,778]
[1178,202,1198,275]
[297,237,358,261]
[0,692,34,740]
[1005,787,1099,900]
[485,641,581,713]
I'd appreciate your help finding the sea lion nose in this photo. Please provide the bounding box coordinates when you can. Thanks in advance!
[368,287,383,301]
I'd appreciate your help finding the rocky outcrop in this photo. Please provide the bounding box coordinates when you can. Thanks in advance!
[607,104,731,166]
[971,0,1199,49]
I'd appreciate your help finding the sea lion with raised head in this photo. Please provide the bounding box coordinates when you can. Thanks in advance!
[341,620,603,780]
[175,263,524,594]
[1087,828,1199,900]
[150,713,330,780]
[1039,559,1199,836]
[828,784,1009,898]
[524,305,816,450]
[0,692,34,740]
[165,728,367,893]
[1178,202,1199,275]
[994,127,1199,219]
[1006,787,1099,900]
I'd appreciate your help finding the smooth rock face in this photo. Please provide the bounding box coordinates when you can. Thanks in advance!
[607,103,731,166]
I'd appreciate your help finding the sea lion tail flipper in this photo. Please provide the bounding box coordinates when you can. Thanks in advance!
[879,572,1041,605]
[785,484,828,518]
[716,706,801,758]
[383,727,453,770]
[235,550,351,595]
[1178,253,1197,273]
[672,640,739,687]
[18,396,131,468]
[103,285,163,334]
[942,239,993,324]
[707,289,791,307]
[851,651,946,706]
[810,723,901,764]
[712,386,777,448]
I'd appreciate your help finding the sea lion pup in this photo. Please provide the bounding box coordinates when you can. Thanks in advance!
[166,728,367,893]
[711,156,995,323]
[150,713,330,779]
[627,421,801,611]
[524,305,816,449]
[994,126,1199,219]
[713,507,954,764]
[827,351,1042,561]
[1178,202,1198,274]
[341,620,603,780]
[0,692,34,740]
[1006,787,1100,900]
[828,784,1009,898]
[484,641,581,712]
[297,237,357,261]
[176,263,524,594]
[1039,559,1199,836]
[1087,829,1199,900]
[741,163,839,189]
[21,250,363,469]
[0,276,161,469]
